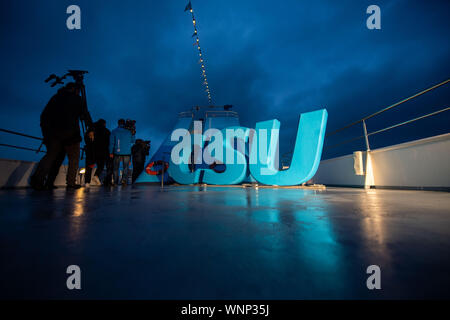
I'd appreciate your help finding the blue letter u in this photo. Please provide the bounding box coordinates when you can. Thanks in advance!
[249,109,327,186]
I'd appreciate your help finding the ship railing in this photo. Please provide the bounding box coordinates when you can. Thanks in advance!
[0,128,45,153]
[178,111,194,118]
[281,78,450,167]
[205,110,239,118]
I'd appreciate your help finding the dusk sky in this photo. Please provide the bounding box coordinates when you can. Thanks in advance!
[0,0,449,162]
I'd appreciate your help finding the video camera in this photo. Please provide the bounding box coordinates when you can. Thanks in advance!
[124,119,136,135]
[133,139,151,156]
[141,140,151,155]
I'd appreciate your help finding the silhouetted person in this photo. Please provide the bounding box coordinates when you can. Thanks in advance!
[104,153,114,187]
[110,119,135,185]
[84,127,96,186]
[84,119,110,186]
[131,139,150,183]
[44,149,66,189]
[30,82,91,190]
[95,119,112,185]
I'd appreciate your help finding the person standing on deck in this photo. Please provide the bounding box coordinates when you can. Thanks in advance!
[109,119,135,186]
[84,119,110,187]
[131,139,150,183]
[31,82,92,190]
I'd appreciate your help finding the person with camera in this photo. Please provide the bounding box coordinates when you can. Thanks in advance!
[109,119,135,186]
[131,139,150,183]
[84,119,111,187]
[31,82,92,190]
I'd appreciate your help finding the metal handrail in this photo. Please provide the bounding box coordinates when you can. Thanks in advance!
[326,79,449,137]
[324,106,449,150]
[205,110,239,118]
[0,143,45,153]
[178,111,194,118]
[0,128,45,154]
[324,135,365,151]
[0,128,43,141]
[367,106,449,137]
[281,79,450,161]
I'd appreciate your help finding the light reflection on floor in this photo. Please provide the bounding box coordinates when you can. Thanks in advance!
[0,185,449,299]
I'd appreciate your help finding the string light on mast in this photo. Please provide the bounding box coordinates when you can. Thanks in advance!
[184,1,212,104]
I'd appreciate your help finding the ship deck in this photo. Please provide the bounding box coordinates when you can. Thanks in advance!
[1,185,449,299]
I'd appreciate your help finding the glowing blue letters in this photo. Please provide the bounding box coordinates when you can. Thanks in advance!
[168,109,328,186]
[249,109,327,186]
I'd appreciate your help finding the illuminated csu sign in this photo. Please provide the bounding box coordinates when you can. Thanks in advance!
[166,109,328,186]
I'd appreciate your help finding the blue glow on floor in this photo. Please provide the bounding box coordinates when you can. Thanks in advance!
[0,186,449,299]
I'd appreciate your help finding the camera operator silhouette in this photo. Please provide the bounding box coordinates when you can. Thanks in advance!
[131,139,150,183]
[31,82,93,190]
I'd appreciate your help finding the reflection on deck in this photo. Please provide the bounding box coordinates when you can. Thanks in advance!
[0,186,449,299]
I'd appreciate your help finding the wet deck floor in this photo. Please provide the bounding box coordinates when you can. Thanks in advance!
[0,185,449,299]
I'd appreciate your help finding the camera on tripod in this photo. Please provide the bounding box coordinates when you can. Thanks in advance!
[45,70,88,88]
[44,69,93,134]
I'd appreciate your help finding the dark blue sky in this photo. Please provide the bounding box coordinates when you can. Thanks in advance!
[0,0,449,162]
